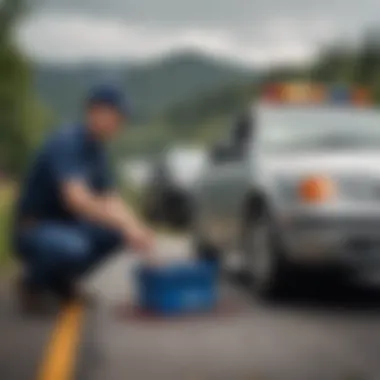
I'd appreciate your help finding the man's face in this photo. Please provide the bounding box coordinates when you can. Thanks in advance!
[88,105,125,139]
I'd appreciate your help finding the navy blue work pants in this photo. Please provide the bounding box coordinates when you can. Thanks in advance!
[14,221,123,291]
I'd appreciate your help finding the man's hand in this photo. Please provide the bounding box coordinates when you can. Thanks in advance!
[124,225,155,254]
[61,185,156,253]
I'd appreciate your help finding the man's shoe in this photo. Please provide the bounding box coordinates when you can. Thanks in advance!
[52,281,97,306]
[15,278,56,316]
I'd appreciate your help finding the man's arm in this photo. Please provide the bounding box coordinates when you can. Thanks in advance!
[50,131,154,252]
[61,182,136,230]
[61,183,153,252]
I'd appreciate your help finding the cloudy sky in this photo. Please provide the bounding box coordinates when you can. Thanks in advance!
[15,0,380,66]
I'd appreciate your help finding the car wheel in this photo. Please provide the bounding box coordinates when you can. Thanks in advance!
[242,210,295,299]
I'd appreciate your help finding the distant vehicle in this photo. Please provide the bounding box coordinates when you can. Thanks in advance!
[143,146,206,228]
[192,82,380,297]
[120,158,152,189]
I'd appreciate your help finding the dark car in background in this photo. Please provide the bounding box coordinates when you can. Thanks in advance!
[143,146,206,229]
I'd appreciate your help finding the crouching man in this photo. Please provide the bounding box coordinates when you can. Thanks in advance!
[13,84,155,312]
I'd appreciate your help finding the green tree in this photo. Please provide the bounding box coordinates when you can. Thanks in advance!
[0,0,51,178]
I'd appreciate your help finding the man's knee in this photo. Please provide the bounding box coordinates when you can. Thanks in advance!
[75,226,123,277]
[96,227,124,255]
[79,222,123,255]
[14,224,92,286]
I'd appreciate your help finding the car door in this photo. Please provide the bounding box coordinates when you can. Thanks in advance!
[198,114,254,248]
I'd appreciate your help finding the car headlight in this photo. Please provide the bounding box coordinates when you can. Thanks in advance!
[273,175,337,204]
[298,175,337,203]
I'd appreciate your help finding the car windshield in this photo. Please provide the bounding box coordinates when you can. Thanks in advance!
[258,107,380,153]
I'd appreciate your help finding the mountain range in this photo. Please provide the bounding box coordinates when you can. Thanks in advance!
[33,50,257,124]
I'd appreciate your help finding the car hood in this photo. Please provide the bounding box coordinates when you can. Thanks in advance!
[260,151,380,178]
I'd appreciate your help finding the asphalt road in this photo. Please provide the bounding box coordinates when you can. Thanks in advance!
[3,235,380,380]
[85,235,380,380]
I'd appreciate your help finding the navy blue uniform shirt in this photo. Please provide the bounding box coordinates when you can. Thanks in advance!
[16,124,114,222]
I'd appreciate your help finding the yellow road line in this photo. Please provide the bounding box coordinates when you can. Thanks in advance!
[38,302,85,380]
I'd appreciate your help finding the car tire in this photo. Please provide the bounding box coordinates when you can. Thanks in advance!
[242,208,297,299]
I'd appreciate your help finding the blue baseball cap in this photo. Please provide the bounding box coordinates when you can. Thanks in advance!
[86,84,130,117]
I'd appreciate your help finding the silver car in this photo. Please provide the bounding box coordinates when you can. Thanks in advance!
[143,146,205,228]
[192,103,380,297]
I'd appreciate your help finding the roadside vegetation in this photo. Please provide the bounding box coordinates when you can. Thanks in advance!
[0,183,15,269]
[0,0,49,270]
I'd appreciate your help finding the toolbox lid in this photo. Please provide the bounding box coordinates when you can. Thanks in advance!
[137,259,218,283]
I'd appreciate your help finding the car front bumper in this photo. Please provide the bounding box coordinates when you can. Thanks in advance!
[276,208,380,283]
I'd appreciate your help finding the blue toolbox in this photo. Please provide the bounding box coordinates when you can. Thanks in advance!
[135,259,219,316]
